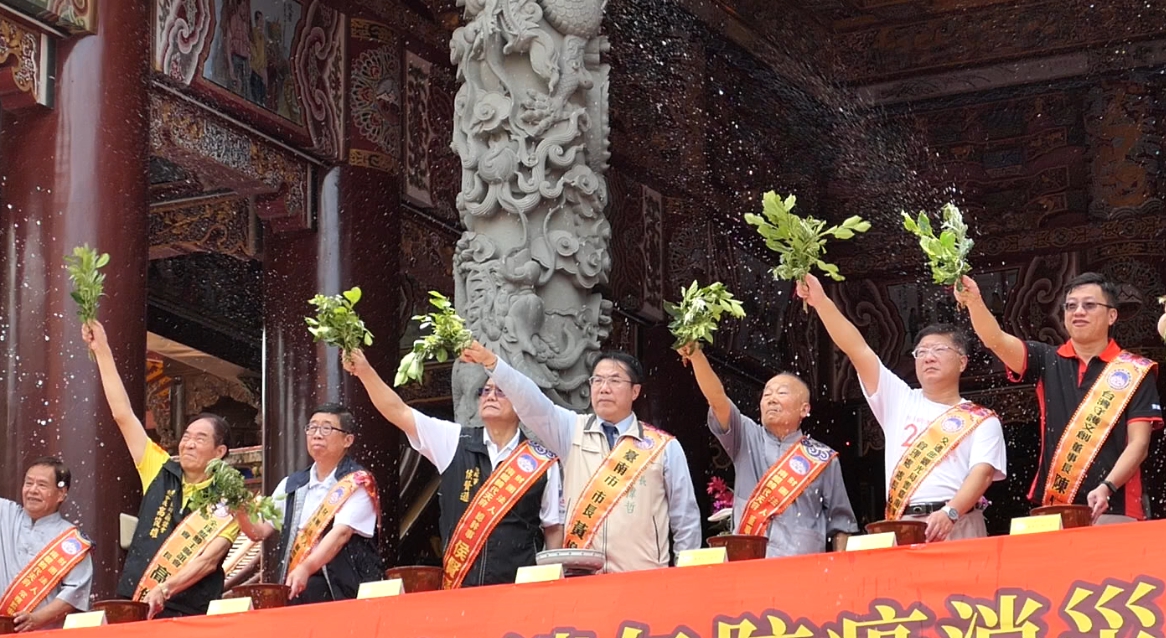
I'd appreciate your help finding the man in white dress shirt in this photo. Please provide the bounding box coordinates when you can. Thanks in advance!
[345,349,562,588]
[236,403,382,603]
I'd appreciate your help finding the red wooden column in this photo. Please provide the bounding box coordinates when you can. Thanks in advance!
[262,164,403,569]
[0,0,151,598]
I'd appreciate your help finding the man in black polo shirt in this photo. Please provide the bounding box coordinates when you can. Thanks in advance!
[958,272,1163,523]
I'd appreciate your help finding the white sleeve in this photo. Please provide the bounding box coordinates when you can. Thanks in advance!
[861,362,913,430]
[406,409,463,473]
[968,416,1008,481]
[539,463,564,528]
[333,486,377,538]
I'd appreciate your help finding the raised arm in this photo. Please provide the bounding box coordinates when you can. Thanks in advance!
[677,344,732,429]
[82,320,148,466]
[343,348,418,440]
[796,274,883,396]
[461,341,577,457]
[954,276,1027,373]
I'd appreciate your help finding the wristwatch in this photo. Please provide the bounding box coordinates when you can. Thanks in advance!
[941,505,960,522]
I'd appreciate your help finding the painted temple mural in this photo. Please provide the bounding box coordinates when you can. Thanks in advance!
[203,0,303,123]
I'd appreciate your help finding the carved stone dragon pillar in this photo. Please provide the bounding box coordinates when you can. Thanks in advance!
[449,0,612,422]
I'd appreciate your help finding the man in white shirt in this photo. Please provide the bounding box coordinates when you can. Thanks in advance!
[345,349,562,588]
[798,274,1007,541]
[236,403,381,603]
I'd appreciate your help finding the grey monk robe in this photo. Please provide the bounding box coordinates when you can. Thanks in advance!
[710,402,858,557]
[0,499,93,628]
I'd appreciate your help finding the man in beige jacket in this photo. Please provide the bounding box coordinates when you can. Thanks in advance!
[462,342,700,573]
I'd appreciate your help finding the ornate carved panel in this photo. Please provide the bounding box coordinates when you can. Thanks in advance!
[149,197,255,261]
[833,0,1166,82]
[0,15,49,110]
[1085,81,1165,220]
[403,50,432,207]
[2,0,94,33]
[348,17,400,174]
[640,186,664,320]
[607,171,644,312]
[293,0,346,160]
[149,90,315,232]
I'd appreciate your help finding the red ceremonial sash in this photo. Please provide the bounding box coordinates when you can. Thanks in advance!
[442,440,556,589]
[0,527,91,615]
[563,424,672,550]
[287,471,379,575]
[738,439,835,536]
[886,402,995,520]
[1042,351,1154,505]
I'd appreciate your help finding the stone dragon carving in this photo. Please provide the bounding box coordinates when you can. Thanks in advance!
[449,0,612,421]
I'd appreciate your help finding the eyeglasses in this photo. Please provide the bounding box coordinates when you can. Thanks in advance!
[1063,301,1113,313]
[477,386,506,399]
[305,422,349,436]
[589,376,634,389]
[911,345,964,360]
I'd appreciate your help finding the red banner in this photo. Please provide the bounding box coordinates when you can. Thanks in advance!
[48,521,1166,637]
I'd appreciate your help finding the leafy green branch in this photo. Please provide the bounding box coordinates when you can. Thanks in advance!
[64,245,109,324]
[394,292,473,387]
[744,191,870,284]
[305,287,374,355]
[186,459,283,530]
[901,203,975,290]
[664,281,746,349]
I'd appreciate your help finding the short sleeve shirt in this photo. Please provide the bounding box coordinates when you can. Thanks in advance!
[863,363,1007,504]
[1008,339,1162,516]
[271,465,377,538]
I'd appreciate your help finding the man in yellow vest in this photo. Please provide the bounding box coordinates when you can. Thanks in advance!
[84,321,239,618]
[677,344,858,556]
[798,274,1006,541]
[0,458,93,631]
[956,273,1162,523]
[462,342,700,573]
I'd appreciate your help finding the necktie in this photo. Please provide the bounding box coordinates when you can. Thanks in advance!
[602,422,619,449]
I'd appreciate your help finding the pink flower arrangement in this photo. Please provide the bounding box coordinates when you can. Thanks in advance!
[707,476,734,511]
[706,476,734,534]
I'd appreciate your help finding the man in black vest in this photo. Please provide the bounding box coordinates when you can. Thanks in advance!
[345,349,562,587]
[235,403,382,603]
[84,321,239,618]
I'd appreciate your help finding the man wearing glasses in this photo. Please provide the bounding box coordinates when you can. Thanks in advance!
[798,274,1006,541]
[343,349,562,588]
[460,341,701,573]
[235,403,382,603]
[957,272,1162,524]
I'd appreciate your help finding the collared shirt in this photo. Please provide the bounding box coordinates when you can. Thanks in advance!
[1008,338,1163,517]
[272,464,377,538]
[407,410,563,527]
[488,359,702,552]
[863,362,1007,504]
[0,500,92,624]
[710,402,858,557]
